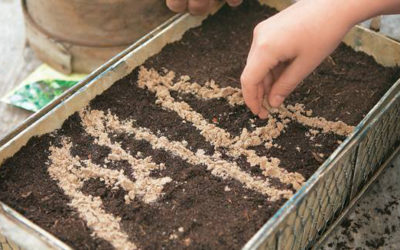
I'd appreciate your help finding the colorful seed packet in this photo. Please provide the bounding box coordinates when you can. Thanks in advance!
[2,64,86,112]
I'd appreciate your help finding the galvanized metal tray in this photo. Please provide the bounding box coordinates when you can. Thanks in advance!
[1,0,400,249]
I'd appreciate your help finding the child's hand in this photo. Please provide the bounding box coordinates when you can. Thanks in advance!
[241,0,354,119]
[241,0,400,119]
[166,0,242,15]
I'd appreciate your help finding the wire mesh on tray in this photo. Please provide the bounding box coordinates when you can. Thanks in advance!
[248,85,400,250]
[352,96,400,198]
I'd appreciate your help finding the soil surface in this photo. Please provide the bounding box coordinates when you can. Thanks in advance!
[0,1,399,249]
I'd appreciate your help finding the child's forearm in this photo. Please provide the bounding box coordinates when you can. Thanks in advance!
[241,0,400,117]
[298,0,400,29]
[336,0,400,26]
[362,0,400,15]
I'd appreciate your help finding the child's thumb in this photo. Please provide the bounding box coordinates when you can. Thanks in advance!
[268,57,313,107]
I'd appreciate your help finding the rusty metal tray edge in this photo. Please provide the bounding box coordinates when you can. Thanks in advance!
[1,0,399,248]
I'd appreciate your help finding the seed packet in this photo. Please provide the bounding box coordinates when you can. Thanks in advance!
[2,64,86,112]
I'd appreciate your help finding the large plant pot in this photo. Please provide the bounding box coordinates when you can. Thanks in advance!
[23,0,173,73]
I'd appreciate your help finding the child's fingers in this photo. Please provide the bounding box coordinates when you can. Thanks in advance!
[226,0,243,7]
[257,71,276,119]
[241,46,278,115]
[263,72,273,99]
[271,62,287,82]
[188,0,210,15]
[258,107,269,119]
[256,83,269,119]
[166,0,188,12]
[268,56,312,107]
[241,41,279,89]
[241,79,262,115]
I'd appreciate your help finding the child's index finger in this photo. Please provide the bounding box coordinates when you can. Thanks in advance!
[241,79,262,115]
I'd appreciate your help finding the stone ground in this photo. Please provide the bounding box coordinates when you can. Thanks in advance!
[321,156,400,249]
[0,0,399,248]
[0,0,40,137]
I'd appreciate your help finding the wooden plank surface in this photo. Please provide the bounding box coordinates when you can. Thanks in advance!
[0,0,41,138]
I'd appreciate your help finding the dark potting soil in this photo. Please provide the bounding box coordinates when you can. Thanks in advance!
[1,0,400,249]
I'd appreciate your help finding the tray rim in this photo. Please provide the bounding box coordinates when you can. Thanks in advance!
[0,202,72,250]
[1,2,400,249]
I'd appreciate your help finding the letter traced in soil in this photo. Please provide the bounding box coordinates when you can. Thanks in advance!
[47,67,357,249]
[139,67,354,137]
[137,66,305,190]
[48,139,137,250]
[82,109,293,201]
[79,109,172,204]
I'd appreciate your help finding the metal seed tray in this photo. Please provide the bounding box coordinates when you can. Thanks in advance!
[1,0,400,249]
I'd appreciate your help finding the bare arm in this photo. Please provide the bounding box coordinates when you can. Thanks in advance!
[241,0,400,118]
